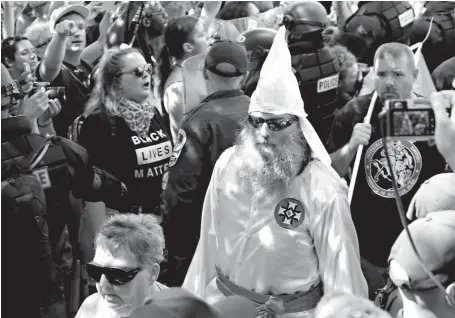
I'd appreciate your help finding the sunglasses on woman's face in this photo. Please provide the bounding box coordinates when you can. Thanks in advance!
[86,263,142,286]
[119,64,153,78]
[248,115,298,131]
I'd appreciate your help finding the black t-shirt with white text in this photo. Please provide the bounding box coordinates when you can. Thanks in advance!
[79,107,172,213]
[327,93,446,267]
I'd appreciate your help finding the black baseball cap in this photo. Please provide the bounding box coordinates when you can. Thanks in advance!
[205,40,248,77]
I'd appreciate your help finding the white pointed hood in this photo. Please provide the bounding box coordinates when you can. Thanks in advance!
[249,26,331,167]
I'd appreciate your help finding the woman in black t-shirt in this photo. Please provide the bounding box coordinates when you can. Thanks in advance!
[79,47,172,215]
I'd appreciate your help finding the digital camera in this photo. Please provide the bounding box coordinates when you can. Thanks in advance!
[384,99,436,141]
[29,83,66,104]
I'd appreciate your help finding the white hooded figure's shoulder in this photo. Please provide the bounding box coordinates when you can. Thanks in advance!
[303,159,348,198]
[213,146,237,174]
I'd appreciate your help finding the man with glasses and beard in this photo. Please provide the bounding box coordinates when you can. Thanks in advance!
[183,26,367,317]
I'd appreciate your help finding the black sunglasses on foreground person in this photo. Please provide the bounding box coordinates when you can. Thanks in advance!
[1,64,127,318]
[75,213,168,318]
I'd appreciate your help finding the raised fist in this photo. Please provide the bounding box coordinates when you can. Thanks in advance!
[54,20,79,37]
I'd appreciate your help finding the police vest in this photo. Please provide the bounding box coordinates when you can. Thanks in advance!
[2,133,71,207]
[346,1,416,43]
[291,48,341,121]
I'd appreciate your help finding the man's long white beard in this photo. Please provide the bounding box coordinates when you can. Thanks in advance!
[233,125,310,195]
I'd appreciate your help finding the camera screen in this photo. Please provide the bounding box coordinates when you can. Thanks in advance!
[392,110,432,136]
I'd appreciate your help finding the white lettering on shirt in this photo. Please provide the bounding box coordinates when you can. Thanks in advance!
[135,169,144,178]
[135,141,172,165]
[134,164,168,179]
[132,136,141,145]
[317,74,339,93]
[130,130,167,145]
[32,167,51,189]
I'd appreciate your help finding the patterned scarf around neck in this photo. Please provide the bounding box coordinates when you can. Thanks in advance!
[117,97,155,138]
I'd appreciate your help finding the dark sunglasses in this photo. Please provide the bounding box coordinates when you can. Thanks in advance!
[86,263,142,286]
[118,64,153,78]
[248,115,298,131]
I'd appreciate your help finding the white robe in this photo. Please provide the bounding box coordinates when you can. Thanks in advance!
[182,147,368,317]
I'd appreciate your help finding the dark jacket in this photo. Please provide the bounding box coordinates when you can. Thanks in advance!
[160,89,250,285]
[1,116,124,316]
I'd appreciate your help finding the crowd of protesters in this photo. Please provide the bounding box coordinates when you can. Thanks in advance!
[1,1,455,318]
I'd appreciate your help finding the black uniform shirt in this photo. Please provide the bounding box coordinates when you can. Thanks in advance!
[327,93,446,267]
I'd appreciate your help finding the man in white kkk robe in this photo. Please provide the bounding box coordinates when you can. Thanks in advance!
[182,26,368,317]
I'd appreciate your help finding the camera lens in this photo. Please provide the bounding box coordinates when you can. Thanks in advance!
[47,87,66,102]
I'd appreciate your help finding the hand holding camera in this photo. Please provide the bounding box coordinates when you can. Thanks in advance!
[20,83,64,126]
[20,87,49,120]
[430,91,455,168]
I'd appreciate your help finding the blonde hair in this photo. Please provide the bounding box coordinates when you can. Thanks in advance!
[85,47,161,116]
[95,213,165,266]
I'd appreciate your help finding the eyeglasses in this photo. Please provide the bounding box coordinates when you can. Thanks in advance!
[86,263,142,286]
[118,64,153,78]
[248,115,298,131]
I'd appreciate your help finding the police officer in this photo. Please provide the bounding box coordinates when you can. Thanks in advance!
[237,27,277,97]
[388,211,455,318]
[1,64,126,317]
[411,2,455,73]
[344,1,416,66]
[281,1,341,144]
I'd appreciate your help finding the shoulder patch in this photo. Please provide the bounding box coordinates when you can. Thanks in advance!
[168,129,187,168]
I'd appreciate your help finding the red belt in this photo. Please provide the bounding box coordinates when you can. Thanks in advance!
[215,265,323,317]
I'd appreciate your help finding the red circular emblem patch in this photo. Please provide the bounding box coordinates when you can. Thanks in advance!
[274,198,305,229]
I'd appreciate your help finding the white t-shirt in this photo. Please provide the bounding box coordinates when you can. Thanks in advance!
[75,281,167,318]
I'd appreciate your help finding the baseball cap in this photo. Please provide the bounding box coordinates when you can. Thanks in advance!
[388,210,455,290]
[49,4,89,34]
[205,40,248,77]
[135,288,257,318]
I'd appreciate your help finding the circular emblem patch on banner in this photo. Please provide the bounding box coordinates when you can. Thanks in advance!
[365,139,422,198]
[274,198,305,229]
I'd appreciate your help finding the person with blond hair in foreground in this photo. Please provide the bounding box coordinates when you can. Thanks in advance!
[76,214,167,318]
